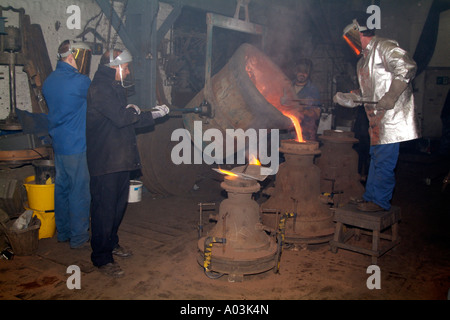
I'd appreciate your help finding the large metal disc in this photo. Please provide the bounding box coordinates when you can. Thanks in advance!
[137,117,207,196]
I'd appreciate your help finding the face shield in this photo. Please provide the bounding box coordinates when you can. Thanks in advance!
[342,19,368,56]
[57,41,92,75]
[107,49,134,88]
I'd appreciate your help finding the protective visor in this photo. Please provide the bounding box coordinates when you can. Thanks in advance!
[58,41,92,75]
[108,49,134,88]
[342,19,367,56]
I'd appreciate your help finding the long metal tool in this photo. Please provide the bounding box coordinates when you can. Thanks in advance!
[152,100,212,117]
[170,107,203,113]
[354,100,378,104]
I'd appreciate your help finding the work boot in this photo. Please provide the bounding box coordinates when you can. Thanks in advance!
[357,201,386,212]
[112,245,133,258]
[349,197,366,204]
[98,262,124,278]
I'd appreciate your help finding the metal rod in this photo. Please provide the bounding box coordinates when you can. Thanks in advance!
[9,52,16,117]
[170,107,200,113]
[198,202,216,238]
[354,100,378,104]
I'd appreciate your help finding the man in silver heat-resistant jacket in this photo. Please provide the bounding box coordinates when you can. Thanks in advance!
[334,17,420,212]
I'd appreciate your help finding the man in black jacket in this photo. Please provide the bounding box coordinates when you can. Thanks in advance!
[86,49,169,277]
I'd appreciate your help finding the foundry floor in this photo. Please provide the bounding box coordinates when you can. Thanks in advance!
[0,151,449,301]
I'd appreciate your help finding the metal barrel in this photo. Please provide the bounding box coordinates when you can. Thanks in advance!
[136,117,207,196]
[183,43,294,157]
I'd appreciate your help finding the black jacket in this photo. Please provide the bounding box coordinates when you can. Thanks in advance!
[86,64,155,176]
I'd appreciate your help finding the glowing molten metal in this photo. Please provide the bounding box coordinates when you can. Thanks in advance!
[245,55,305,142]
[282,112,304,143]
[217,169,238,177]
[249,154,261,166]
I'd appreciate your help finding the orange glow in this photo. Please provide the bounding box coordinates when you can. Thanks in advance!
[217,169,239,177]
[245,55,305,142]
[282,112,304,142]
[343,35,361,56]
[249,154,261,166]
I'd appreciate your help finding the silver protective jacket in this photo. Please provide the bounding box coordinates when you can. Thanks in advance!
[357,36,420,145]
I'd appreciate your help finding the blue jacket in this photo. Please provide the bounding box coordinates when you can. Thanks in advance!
[295,80,320,105]
[43,61,91,155]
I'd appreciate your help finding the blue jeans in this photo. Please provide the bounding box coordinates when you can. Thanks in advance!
[54,152,91,248]
[90,171,130,267]
[363,143,400,210]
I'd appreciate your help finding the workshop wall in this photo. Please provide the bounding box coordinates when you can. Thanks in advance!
[0,0,173,120]
[1,0,447,139]
[1,0,104,118]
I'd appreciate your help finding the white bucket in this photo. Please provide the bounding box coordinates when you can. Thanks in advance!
[128,180,143,203]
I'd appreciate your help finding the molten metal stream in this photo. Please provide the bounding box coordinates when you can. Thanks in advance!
[246,57,305,142]
[281,112,304,142]
[217,169,238,177]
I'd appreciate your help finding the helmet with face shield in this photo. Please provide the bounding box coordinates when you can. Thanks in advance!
[342,18,374,56]
[57,40,92,75]
[106,49,134,88]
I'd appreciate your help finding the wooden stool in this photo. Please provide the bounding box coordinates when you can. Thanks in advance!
[329,204,401,264]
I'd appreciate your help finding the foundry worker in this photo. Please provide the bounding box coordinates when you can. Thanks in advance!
[333,17,420,212]
[293,59,321,141]
[86,48,169,277]
[42,40,92,249]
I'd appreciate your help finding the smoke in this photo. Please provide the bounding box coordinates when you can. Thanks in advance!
[262,3,314,76]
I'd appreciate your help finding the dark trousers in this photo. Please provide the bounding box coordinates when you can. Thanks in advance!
[90,171,130,267]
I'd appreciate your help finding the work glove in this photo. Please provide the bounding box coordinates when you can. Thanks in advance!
[126,104,141,115]
[333,92,361,108]
[151,104,170,119]
[377,79,408,110]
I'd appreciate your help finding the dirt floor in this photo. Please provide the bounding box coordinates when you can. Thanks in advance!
[0,150,449,303]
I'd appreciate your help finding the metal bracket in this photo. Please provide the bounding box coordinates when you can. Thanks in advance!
[234,0,251,22]
[204,0,265,119]
[197,202,216,238]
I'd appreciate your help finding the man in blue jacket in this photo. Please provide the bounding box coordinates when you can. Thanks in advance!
[293,59,321,141]
[42,40,92,248]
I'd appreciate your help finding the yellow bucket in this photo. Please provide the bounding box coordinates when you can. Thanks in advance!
[23,176,55,211]
[32,210,56,239]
